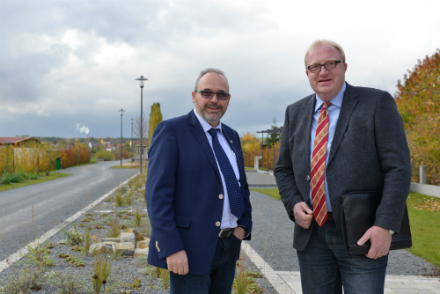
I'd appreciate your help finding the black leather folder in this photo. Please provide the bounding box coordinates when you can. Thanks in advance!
[340,191,412,255]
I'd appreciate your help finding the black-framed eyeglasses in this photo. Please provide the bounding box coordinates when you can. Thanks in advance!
[307,60,343,73]
[195,90,230,100]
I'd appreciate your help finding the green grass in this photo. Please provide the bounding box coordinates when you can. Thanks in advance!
[252,189,440,268]
[0,172,71,192]
[110,165,139,169]
[245,167,265,171]
[406,192,440,268]
[250,188,281,200]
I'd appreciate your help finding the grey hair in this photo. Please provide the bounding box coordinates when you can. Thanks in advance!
[194,68,229,91]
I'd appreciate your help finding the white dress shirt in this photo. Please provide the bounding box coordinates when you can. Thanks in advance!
[193,109,240,229]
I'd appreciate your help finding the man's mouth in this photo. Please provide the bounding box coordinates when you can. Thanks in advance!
[319,79,332,83]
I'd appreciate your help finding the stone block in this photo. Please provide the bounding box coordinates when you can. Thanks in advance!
[136,240,150,249]
[89,243,112,256]
[112,242,135,257]
[101,237,121,243]
[92,235,102,244]
[120,233,135,246]
[134,248,149,257]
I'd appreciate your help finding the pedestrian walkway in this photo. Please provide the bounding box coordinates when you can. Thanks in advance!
[244,171,440,294]
[243,241,440,294]
[246,170,277,188]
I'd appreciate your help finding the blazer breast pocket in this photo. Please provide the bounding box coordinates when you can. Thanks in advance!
[342,125,368,143]
[174,215,192,228]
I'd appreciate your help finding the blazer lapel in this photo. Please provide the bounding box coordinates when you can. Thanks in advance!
[302,95,316,171]
[327,83,358,165]
[187,111,221,178]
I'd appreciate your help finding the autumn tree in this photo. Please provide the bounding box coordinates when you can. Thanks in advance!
[241,133,261,167]
[148,102,163,145]
[395,49,440,185]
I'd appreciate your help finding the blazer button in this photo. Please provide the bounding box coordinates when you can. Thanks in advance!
[306,175,310,181]
[219,194,224,199]
[215,221,221,227]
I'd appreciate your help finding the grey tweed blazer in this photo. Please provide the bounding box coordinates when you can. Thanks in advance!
[274,82,412,251]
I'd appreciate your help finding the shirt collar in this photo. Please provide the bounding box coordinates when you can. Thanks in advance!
[315,82,346,111]
[193,109,222,133]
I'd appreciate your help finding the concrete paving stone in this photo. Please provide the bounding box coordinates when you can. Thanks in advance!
[391,289,435,294]
[385,289,398,293]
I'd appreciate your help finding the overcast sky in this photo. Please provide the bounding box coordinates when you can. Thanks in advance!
[1,0,439,139]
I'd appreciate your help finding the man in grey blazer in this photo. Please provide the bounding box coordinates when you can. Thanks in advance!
[274,40,411,293]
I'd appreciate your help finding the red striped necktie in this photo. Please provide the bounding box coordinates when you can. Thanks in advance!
[311,101,331,227]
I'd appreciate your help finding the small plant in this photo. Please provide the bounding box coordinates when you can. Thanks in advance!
[233,266,251,294]
[161,268,170,289]
[0,266,47,293]
[82,227,92,257]
[27,241,55,269]
[119,185,128,194]
[93,225,105,229]
[28,172,39,180]
[107,216,121,238]
[71,246,82,252]
[115,192,124,207]
[58,252,70,258]
[246,270,263,278]
[47,271,85,294]
[79,223,87,228]
[134,207,143,227]
[66,256,85,267]
[60,223,83,246]
[90,253,114,294]
[124,195,133,206]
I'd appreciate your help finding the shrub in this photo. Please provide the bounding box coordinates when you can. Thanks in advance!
[95,150,114,161]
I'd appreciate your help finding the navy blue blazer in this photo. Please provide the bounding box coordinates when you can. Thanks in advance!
[145,110,252,275]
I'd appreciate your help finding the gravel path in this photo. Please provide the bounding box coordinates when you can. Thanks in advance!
[248,190,439,276]
[0,161,137,262]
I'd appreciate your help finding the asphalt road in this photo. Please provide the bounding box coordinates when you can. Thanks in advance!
[0,161,138,261]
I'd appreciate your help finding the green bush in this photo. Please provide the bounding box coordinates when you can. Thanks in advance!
[29,172,39,180]
[95,150,114,161]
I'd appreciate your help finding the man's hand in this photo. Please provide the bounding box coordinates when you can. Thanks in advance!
[293,202,313,229]
[357,226,392,259]
[166,250,189,275]
[233,227,245,240]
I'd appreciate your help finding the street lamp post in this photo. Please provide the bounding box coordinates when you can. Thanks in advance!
[136,76,148,174]
[131,118,134,160]
[118,108,125,166]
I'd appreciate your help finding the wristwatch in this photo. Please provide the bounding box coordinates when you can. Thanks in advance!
[389,230,395,236]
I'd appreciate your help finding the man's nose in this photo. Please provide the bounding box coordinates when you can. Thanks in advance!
[319,65,330,74]
[211,94,219,102]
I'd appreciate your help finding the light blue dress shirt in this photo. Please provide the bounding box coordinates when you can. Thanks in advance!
[309,82,346,212]
[193,109,240,229]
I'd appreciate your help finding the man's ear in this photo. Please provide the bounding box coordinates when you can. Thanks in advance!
[192,91,196,103]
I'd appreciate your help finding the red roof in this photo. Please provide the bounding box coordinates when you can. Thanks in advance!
[0,137,41,145]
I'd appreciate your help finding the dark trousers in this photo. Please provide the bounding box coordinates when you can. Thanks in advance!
[297,219,388,294]
[170,234,242,294]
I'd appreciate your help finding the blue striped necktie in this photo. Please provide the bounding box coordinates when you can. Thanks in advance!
[208,128,244,219]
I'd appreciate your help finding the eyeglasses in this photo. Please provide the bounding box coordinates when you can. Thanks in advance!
[195,90,230,100]
[307,60,343,73]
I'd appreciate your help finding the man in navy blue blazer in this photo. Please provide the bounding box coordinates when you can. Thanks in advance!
[145,68,252,293]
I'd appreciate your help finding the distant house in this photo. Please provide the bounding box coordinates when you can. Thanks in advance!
[0,136,41,147]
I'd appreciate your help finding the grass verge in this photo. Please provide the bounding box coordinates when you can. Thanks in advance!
[110,165,140,169]
[0,172,71,192]
[406,192,440,268]
[252,189,440,268]
[250,188,281,200]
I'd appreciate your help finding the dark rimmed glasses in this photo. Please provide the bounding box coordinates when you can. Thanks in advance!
[196,90,230,100]
[307,60,343,73]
